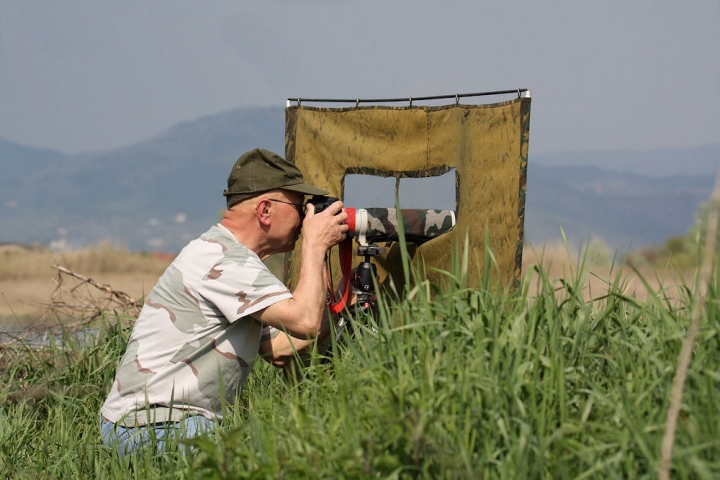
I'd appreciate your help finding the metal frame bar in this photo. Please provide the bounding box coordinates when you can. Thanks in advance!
[287,89,530,107]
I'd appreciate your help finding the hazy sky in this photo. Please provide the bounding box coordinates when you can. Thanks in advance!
[1,1,718,155]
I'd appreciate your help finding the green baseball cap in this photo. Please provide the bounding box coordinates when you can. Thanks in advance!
[223,148,327,204]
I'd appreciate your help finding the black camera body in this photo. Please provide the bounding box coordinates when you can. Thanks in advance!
[308,195,339,214]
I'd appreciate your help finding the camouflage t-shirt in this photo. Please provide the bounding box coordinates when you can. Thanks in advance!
[101,224,291,427]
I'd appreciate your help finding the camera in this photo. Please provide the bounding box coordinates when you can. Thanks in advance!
[308,195,339,214]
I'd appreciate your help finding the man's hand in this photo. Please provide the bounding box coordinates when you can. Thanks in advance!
[302,200,349,252]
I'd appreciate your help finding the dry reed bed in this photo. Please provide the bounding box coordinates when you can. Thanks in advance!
[1,242,696,328]
[0,243,173,280]
[0,244,173,327]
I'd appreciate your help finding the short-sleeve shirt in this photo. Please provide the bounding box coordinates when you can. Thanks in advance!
[100,224,291,427]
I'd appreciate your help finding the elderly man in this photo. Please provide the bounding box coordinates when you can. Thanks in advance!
[100,148,348,455]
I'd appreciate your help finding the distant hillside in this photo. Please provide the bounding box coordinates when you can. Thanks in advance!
[0,107,285,251]
[531,145,719,177]
[1,106,717,252]
[0,138,68,195]
[524,164,714,250]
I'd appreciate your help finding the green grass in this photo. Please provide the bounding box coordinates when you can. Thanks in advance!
[1,249,719,479]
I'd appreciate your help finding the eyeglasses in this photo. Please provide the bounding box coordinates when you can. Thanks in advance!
[269,199,306,219]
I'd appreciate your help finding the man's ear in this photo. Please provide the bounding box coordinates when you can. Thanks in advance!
[256,198,272,226]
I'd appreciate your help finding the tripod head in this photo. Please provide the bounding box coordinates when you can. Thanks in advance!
[325,242,382,360]
[346,243,384,318]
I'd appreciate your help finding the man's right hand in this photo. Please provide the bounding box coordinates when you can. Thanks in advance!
[302,200,349,251]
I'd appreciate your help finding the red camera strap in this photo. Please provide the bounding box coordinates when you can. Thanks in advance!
[327,208,355,314]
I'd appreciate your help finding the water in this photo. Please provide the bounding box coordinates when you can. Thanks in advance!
[0,323,100,348]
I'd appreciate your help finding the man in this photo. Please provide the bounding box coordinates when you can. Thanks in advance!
[100,148,348,455]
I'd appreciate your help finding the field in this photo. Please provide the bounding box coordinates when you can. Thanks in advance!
[0,243,718,478]
[0,243,693,327]
[0,244,172,329]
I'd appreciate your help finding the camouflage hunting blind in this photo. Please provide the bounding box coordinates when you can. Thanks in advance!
[283,90,531,292]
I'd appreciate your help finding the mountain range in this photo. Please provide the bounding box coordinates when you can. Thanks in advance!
[1,106,718,253]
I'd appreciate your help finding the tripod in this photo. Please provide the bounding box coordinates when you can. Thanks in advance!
[324,243,383,361]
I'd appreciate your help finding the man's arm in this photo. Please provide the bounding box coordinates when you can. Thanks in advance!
[258,310,334,367]
[259,267,361,367]
[251,201,348,339]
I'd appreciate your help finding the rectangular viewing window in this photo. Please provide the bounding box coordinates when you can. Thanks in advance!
[343,169,457,211]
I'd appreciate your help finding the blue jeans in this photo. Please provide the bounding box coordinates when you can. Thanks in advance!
[100,413,215,457]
